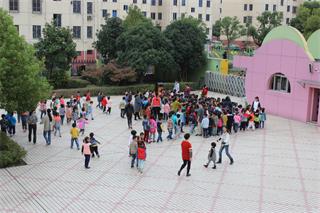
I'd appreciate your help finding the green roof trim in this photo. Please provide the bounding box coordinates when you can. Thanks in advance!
[262,26,314,60]
[307,29,320,60]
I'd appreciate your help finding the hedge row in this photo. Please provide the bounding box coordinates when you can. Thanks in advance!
[53,82,199,97]
[0,133,27,168]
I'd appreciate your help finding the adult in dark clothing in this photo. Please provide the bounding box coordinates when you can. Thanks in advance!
[134,94,142,120]
[226,110,234,132]
[125,101,134,129]
[0,114,8,134]
[27,110,38,144]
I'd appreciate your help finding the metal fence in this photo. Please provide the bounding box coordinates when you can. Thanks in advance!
[205,71,245,97]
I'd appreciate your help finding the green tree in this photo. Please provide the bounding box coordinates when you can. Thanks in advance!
[305,15,320,38]
[34,22,77,88]
[164,17,207,81]
[117,22,177,81]
[0,9,50,112]
[220,16,245,49]
[212,20,222,39]
[94,17,124,63]
[290,1,320,38]
[248,11,283,46]
[122,5,152,29]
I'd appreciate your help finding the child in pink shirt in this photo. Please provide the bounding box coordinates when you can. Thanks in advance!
[77,116,88,135]
[81,137,91,169]
[233,112,241,133]
[163,101,170,121]
[149,117,157,143]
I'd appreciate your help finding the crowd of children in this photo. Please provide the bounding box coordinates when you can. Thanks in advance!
[123,85,266,172]
[0,84,266,172]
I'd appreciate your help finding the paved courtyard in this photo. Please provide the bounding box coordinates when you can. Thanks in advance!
[0,93,319,213]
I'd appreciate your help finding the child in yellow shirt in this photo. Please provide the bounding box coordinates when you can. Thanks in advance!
[70,123,80,150]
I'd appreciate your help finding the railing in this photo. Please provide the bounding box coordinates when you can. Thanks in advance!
[205,71,245,97]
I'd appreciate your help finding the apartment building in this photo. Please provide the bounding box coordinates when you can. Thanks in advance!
[221,0,304,26]
[0,0,304,69]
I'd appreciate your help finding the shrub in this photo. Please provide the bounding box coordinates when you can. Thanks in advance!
[103,61,137,85]
[82,62,137,85]
[81,64,104,85]
[53,82,199,97]
[65,78,91,89]
[0,133,27,168]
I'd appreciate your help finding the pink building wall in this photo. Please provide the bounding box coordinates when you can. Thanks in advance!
[234,39,320,124]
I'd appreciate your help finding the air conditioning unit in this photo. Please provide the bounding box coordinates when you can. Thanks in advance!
[87,15,92,21]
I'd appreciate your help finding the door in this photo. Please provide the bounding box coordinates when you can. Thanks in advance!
[311,88,320,122]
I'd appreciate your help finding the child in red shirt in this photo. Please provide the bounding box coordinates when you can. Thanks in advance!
[178,133,192,177]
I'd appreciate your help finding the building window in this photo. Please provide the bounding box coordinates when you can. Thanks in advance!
[199,0,203,7]
[191,7,195,13]
[198,14,202,20]
[273,4,277,11]
[151,12,156,20]
[73,26,81,39]
[53,14,61,27]
[102,9,108,17]
[112,10,117,17]
[206,0,210,7]
[133,0,137,3]
[182,0,186,6]
[173,0,177,6]
[87,2,93,14]
[112,0,117,2]
[287,5,290,12]
[292,6,297,14]
[206,28,210,35]
[265,4,269,11]
[32,0,41,13]
[244,4,247,11]
[248,16,252,24]
[73,0,81,13]
[87,26,92,38]
[286,18,290,24]
[87,50,93,55]
[159,0,162,6]
[158,12,162,20]
[269,73,291,93]
[249,4,253,11]
[243,16,247,24]
[151,0,156,6]
[281,0,284,6]
[173,12,177,20]
[143,0,146,4]
[32,25,41,39]
[9,0,19,11]
[15,25,19,33]
[123,5,128,11]
[206,14,210,21]
[142,11,147,17]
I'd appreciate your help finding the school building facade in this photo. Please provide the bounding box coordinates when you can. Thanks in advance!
[0,0,303,72]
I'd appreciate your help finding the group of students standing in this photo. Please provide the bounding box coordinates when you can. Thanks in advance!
[124,84,265,176]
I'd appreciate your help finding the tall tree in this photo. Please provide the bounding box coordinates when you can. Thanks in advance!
[290,1,320,38]
[122,5,152,30]
[34,22,77,88]
[117,22,177,81]
[94,17,124,63]
[0,9,50,112]
[220,16,245,49]
[212,20,222,39]
[164,17,207,81]
[248,11,283,46]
